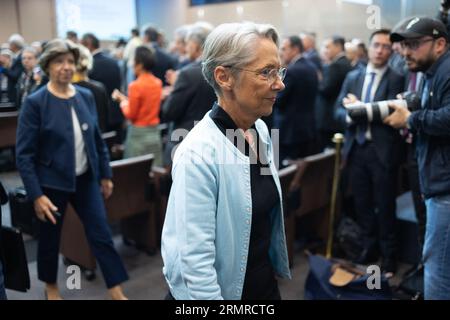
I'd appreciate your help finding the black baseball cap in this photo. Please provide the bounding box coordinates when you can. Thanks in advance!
[390,17,448,42]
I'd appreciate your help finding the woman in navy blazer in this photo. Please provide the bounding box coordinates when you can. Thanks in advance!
[16,39,128,300]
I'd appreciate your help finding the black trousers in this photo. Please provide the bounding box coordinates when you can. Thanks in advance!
[37,170,128,288]
[406,143,426,250]
[348,142,398,261]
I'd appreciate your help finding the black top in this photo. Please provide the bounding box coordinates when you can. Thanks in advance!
[209,103,280,300]
[75,81,109,133]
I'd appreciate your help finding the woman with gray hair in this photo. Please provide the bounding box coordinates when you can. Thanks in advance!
[161,22,290,300]
[16,39,128,300]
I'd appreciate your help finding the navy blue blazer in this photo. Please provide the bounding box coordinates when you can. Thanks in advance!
[273,57,319,145]
[408,50,450,198]
[335,66,405,166]
[16,85,112,201]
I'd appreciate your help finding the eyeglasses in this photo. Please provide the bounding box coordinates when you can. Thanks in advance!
[225,66,287,84]
[371,42,392,51]
[400,38,435,50]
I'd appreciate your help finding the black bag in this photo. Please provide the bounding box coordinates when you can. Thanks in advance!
[335,216,364,261]
[9,187,39,238]
[304,254,392,300]
[0,226,30,292]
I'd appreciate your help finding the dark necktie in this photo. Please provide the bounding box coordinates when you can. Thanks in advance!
[409,72,417,92]
[421,78,429,108]
[356,72,376,145]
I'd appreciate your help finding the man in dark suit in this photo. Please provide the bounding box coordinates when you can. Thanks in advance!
[82,33,124,133]
[300,32,322,72]
[1,35,25,106]
[336,29,405,275]
[162,24,216,165]
[273,35,319,164]
[143,27,178,86]
[315,36,352,149]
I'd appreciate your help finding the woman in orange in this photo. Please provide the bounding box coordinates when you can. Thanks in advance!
[112,46,163,164]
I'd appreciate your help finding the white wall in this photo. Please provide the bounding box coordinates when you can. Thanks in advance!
[0,0,56,44]
[0,0,444,46]
[185,0,443,46]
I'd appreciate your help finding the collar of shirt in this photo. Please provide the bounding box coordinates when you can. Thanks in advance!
[289,54,302,66]
[366,62,388,78]
[425,49,450,79]
[209,102,259,158]
[332,52,346,63]
[92,48,103,56]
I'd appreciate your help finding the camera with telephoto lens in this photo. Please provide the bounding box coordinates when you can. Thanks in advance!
[345,91,421,124]
[442,0,450,11]
[440,0,450,26]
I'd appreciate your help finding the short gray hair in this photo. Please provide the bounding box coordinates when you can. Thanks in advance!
[201,22,279,96]
[174,25,192,44]
[8,34,25,49]
[22,46,38,58]
[39,39,80,74]
[186,22,214,47]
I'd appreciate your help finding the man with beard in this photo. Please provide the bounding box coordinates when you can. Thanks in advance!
[385,17,450,300]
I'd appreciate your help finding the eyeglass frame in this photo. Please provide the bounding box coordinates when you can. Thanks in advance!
[400,37,435,50]
[224,65,287,84]
[370,42,392,51]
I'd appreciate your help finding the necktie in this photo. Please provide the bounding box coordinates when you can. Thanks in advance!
[421,78,429,108]
[409,72,417,92]
[356,72,376,145]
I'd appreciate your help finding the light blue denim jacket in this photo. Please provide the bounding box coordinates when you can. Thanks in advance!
[161,112,291,300]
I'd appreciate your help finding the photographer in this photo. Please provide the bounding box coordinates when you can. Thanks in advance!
[384,17,450,300]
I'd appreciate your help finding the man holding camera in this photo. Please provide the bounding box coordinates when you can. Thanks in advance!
[336,29,405,276]
[385,17,450,300]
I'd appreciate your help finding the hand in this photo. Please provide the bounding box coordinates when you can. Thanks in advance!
[33,72,42,84]
[101,179,114,199]
[161,86,173,100]
[383,101,411,129]
[165,69,178,86]
[34,195,58,224]
[343,93,359,107]
[112,89,126,102]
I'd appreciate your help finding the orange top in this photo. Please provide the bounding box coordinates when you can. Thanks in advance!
[121,73,162,126]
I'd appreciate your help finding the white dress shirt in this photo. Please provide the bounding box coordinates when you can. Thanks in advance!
[71,107,89,176]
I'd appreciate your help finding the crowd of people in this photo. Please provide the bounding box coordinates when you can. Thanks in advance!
[1,3,450,300]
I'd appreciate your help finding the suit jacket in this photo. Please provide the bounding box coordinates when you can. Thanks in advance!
[304,49,322,72]
[149,43,177,87]
[335,66,405,166]
[3,53,24,105]
[273,57,319,145]
[315,55,352,131]
[89,51,124,128]
[162,61,216,132]
[16,86,112,201]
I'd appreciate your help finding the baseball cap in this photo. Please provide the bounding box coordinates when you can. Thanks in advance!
[390,17,448,42]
